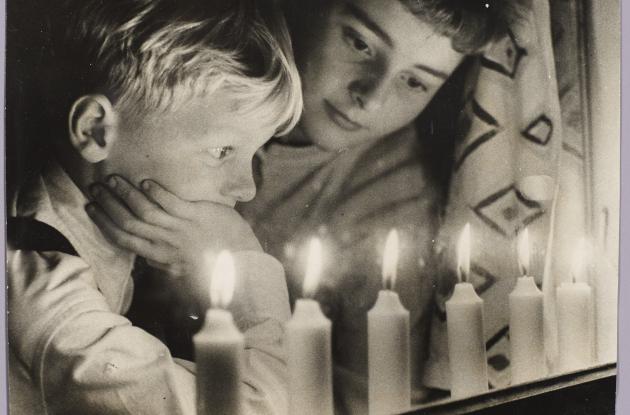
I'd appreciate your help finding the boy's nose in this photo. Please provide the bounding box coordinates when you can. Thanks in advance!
[236,184,256,203]
[231,179,256,203]
[225,165,257,203]
[348,77,387,112]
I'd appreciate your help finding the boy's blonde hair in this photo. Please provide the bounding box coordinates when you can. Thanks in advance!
[46,0,302,135]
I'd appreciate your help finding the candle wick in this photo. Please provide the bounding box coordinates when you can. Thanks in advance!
[459,266,468,284]
[384,276,393,291]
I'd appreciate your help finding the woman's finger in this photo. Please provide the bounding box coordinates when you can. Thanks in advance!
[85,203,176,262]
[106,176,178,228]
[141,179,194,219]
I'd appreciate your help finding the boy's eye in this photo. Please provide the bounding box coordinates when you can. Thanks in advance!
[342,27,373,57]
[207,146,234,160]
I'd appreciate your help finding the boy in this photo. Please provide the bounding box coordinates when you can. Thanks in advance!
[7,0,302,414]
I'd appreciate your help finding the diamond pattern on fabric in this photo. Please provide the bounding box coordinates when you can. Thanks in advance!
[454,98,502,171]
[522,114,554,146]
[488,354,510,372]
[470,262,498,295]
[472,185,545,238]
[480,31,527,78]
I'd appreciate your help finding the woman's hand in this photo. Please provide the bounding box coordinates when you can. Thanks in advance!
[86,175,262,279]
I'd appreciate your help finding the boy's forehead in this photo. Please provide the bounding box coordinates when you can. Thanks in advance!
[120,89,277,138]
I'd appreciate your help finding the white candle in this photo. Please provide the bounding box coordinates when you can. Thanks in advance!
[368,229,410,415]
[592,227,617,364]
[286,238,333,415]
[446,224,489,399]
[194,251,244,415]
[593,255,618,364]
[557,282,594,371]
[509,228,545,384]
[557,239,594,372]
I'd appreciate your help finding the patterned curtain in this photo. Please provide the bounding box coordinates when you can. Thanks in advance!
[422,0,592,389]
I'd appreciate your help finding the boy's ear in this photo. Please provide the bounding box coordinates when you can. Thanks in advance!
[68,95,119,163]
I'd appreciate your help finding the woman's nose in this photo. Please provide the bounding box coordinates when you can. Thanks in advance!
[348,76,388,112]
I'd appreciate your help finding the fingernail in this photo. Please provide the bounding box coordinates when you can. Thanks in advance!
[107,176,117,188]
[141,180,151,190]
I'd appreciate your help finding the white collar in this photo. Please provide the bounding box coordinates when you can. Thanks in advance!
[13,161,135,312]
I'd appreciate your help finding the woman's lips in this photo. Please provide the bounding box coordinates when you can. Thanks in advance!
[323,100,365,132]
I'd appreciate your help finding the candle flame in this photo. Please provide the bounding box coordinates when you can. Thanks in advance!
[382,229,399,290]
[209,250,236,309]
[457,223,471,283]
[517,227,530,277]
[303,237,323,298]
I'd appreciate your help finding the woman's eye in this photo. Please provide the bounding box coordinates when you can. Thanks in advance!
[353,38,369,53]
[343,27,372,57]
[207,146,234,160]
[404,75,428,92]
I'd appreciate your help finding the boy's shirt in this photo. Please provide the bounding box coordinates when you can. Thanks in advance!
[8,160,291,415]
[238,125,442,414]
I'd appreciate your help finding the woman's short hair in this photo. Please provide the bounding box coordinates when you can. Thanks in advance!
[400,0,527,54]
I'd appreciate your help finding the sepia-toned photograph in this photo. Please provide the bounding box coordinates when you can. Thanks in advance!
[5,0,621,414]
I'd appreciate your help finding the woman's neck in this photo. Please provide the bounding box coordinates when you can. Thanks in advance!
[277,124,314,147]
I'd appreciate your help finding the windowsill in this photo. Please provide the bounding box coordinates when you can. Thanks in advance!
[406,363,617,414]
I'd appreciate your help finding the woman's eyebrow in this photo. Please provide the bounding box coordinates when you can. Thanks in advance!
[341,2,393,48]
[413,63,450,80]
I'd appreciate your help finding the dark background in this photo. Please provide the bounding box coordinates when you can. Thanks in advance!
[5,1,56,200]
